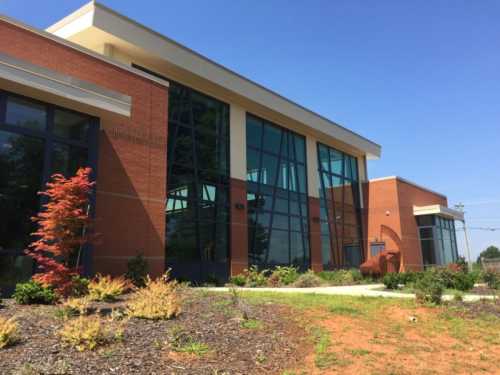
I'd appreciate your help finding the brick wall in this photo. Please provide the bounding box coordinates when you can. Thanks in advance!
[0,20,169,276]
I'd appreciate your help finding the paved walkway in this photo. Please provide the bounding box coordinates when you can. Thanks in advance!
[205,284,497,302]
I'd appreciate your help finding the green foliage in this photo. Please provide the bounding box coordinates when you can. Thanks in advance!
[317,269,364,285]
[432,267,477,291]
[414,269,444,304]
[483,271,500,290]
[125,254,149,287]
[477,245,500,264]
[244,266,269,287]
[268,266,300,286]
[13,280,56,305]
[293,271,323,288]
[70,275,89,297]
[382,272,400,290]
[229,274,246,287]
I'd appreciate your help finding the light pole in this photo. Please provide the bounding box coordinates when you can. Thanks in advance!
[454,202,473,272]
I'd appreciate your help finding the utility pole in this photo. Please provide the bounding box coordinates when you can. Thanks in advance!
[454,202,473,272]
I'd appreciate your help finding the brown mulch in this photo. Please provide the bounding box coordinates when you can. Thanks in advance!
[449,297,500,318]
[0,291,309,374]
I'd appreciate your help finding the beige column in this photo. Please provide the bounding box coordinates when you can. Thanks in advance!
[306,136,319,198]
[230,104,246,180]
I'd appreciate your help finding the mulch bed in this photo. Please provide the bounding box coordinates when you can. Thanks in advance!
[0,291,308,374]
[448,297,500,319]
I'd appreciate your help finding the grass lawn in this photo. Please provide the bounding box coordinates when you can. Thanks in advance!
[238,291,500,375]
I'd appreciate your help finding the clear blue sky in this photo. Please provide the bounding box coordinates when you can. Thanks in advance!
[1,0,499,260]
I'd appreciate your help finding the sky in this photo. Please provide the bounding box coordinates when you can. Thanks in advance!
[1,0,499,260]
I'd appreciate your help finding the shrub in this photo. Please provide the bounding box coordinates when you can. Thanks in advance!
[414,270,444,304]
[0,316,18,349]
[292,271,323,288]
[70,276,89,297]
[59,316,110,351]
[398,271,420,285]
[243,266,269,287]
[13,281,56,305]
[229,274,246,287]
[452,271,476,291]
[318,269,364,285]
[88,274,130,302]
[62,296,91,316]
[268,266,299,286]
[126,274,181,320]
[27,168,95,298]
[125,254,149,287]
[483,271,500,289]
[383,273,400,290]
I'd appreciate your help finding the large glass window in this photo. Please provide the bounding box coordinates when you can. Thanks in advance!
[166,82,230,282]
[317,143,363,269]
[417,215,458,266]
[246,114,310,270]
[0,91,98,291]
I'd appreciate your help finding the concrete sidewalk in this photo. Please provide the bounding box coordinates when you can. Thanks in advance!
[205,283,497,302]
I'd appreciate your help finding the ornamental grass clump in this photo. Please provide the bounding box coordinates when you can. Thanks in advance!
[59,316,111,351]
[62,296,91,316]
[88,274,131,302]
[0,316,19,349]
[126,274,181,320]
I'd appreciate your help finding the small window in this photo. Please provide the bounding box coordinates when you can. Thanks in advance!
[370,242,385,257]
[5,96,47,131]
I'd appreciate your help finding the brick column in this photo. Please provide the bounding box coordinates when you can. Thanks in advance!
[308,196,323,272]
[230,178,248,275]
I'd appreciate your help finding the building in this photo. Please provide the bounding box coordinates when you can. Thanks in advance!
[363,177,463,272]
[0,2,462,287]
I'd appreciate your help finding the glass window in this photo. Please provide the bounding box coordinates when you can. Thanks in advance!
[246,114,309,270]
[317,142,363,269]
[53,109,89,141]
[51,143,88,177]
[5,96,46,132]
[0,131,44,250]
[166,82,230,282]
[370,242,385,257]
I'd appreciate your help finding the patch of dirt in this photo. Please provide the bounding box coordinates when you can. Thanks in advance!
[0,291,309,374]
[449,298,500,318]
[292,304,500,375]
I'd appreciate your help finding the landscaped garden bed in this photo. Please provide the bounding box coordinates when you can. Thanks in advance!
[0,288,308,375]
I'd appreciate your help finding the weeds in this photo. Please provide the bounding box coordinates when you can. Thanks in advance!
[88,274,130,302]
[0,316,19,349]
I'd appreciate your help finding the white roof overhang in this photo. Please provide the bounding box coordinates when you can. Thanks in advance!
[413,205,464,221]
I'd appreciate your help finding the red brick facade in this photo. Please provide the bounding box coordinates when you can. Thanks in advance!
[308,197,323,272]
[229,178,249,275]
[363,178,447,271]
[0,20,169,276]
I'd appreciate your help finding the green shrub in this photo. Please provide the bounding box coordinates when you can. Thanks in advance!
[382,273,400,290]
[268,266,299,286]
[483,271,500,290]
[13,280,56,305]
[70,276,89,297]
[398,271,421,285]
[451,271,476,291]
[229,274,246,287]
[125,254,149,287]
[244,266,269,287]
[318,269,364,285]
[293,271,323,288]
[414,270,444,304]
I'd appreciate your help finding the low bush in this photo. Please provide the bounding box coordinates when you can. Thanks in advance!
[414,269,444,304]
[126,274,181,320]
[483,271,500,290]
[125,254,149,287]
[62,296,91,316]
[229,274,246,287]
[244,266,269,287]
[382,273,400,290]
[293,271,323,288]
[0,316,18,349]
[451,271,476,291]
[59,316,112,351]
[13,280,57,305]
[318,269,364,285]
[88,274,130,302]
[268,266,299,286]
[70,276,89,297]
[432,267,477,291]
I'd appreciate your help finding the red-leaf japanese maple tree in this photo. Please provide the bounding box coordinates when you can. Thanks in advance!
[27,167,95,297]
